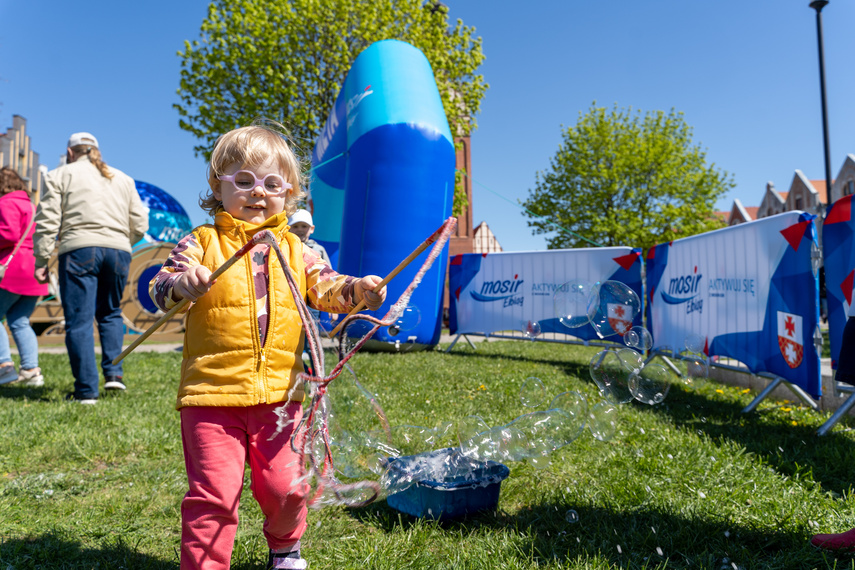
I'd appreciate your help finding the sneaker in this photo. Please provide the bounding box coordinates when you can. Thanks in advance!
[14,368,44,388]
[811,528,855,552]
[104,376,126,391]
[267,546,308,570]
[0,365,18,385]
[65,392,98,405]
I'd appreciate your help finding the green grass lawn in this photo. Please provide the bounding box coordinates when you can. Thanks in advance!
[2,340,855,569]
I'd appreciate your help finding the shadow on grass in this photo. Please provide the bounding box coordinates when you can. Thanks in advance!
[0,384,52,402]
[447,343,855,497]
[645,386,855,497]
[0,531,270,570]
[0,531,175,569]
[348,500,855,569]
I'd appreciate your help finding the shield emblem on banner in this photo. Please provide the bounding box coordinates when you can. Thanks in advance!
[776,311,803,369]
[607,303,632,336]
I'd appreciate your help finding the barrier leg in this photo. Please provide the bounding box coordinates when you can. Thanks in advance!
[817,392,855,436]
[445,334,477,353]
[782,381,820,411]
[659,355,684,378]
[742,376,784,413]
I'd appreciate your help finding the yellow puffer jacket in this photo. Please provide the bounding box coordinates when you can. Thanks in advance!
[177,211,307,409]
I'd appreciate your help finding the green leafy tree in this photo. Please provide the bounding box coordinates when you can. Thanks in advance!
[175,0,487,214]
[522,103,733,252]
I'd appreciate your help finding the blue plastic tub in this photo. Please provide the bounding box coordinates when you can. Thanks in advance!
[385,449,510,520]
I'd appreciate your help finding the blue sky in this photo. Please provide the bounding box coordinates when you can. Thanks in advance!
[1,1,852,252]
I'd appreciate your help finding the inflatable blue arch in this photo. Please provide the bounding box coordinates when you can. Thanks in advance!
[309,40,456,350]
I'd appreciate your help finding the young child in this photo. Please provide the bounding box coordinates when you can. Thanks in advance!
[149,123,386,570]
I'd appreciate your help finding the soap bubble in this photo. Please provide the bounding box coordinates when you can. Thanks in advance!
[529,454,552,470]
[457,416,497,459]
[547,391,588,446]
[491,425,529,462]
[388,304,421,336]
[522,320,542,339]
[629,363,670,405]
[588,281,641,339]
[431,421,457,449]
[511,409,576,453]
[684,333,706,355]
[684,356,710,388]
[616,348,644,375]
[565,509,580,523]
[624,326,654,351]
[588,401,619,442]
[520,377,546,408]
[553,280,598,329]
[392,425,437,452]
[589,350,633,405]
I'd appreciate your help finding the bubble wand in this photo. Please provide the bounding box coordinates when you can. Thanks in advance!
[272,217,458,507]
[327,220,454,338]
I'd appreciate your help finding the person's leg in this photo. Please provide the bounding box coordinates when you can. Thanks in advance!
[59,248,100,398]
[0,289,19,384]
[0,289,19,364]
[6,295,41,371]
[95,248,130,381]
[247,402,308,553]
[180,406,249,570]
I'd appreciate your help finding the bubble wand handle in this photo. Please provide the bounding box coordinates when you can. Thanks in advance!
[112,230,276,365]
[328,219,453,338]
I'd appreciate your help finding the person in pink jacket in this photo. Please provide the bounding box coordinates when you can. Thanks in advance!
[0,167,48,387]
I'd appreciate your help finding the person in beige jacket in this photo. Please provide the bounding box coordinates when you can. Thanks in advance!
[33,132,148,403]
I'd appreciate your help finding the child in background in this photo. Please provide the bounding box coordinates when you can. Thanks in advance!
[810,304,855,552]
[149,122,386,570]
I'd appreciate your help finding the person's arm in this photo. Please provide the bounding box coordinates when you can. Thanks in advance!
[303,245,386,312]
[126,175,149,244]
[149,232,209,312]
[0,201,26,250]
[33,170,64,267]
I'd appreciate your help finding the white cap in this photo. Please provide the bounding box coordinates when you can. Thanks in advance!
[67,132,99,149]
[288,209,313,226]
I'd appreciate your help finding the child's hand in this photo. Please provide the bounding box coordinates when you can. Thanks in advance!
[355,275,386,310]
[172,266,214,302]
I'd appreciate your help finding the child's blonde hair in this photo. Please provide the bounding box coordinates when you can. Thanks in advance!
[202,121,305,217]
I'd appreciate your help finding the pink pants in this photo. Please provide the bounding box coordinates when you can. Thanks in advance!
[179,402,308,570]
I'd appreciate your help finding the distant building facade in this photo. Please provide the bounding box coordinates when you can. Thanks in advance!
[0,115,46,199]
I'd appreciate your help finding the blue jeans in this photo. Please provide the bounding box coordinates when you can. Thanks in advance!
[59,247,130,398]
[0,290,40,370]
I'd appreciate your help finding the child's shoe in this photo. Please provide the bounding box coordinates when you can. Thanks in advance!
[811,527,855,552]
[267,544,308,569]
[14,368,44,387]
[0,364,18,385]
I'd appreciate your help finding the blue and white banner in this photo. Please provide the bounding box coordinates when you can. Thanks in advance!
[822,195,855,370]
[646,211,822,397]
[448,247,642,340]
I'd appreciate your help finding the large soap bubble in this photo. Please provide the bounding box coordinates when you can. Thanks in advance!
[684,356,710,388]
[520,377,546,408]
[388,304,421,336]
[684,333,706,355]
[587,281,641,339]
[624,326,654,351]
[589,350,633,404]
[553,280,598,329]
[629,363,670,405]
[547,391,588,447]
[588,401,619,442]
